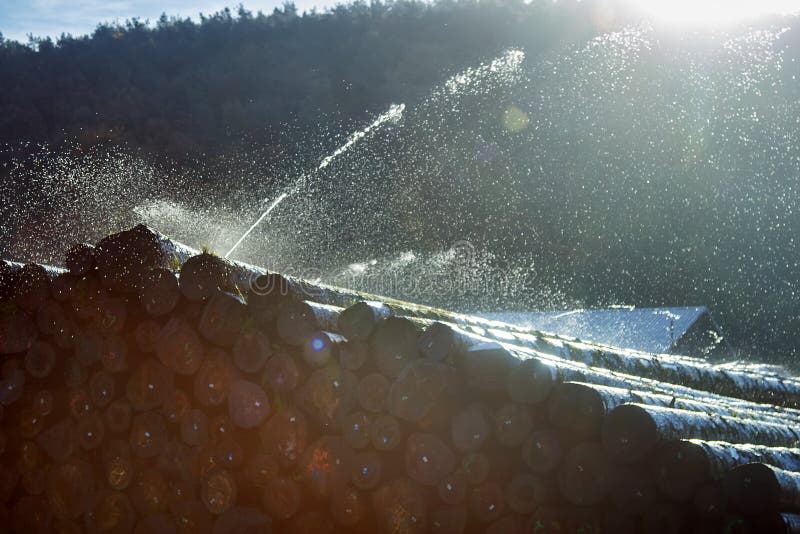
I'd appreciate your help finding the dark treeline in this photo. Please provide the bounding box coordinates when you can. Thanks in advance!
[0,0,603,158]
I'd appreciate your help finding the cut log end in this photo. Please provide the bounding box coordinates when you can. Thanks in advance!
[601,403,658,463]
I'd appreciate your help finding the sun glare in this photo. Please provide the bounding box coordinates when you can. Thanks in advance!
[624,0,800,26]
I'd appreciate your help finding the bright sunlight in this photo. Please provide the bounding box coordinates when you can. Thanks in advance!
[624,0,800,26]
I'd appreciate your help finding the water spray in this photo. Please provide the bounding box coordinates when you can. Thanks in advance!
[224,103,405,259]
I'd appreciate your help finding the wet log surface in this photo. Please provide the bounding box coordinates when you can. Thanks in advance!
[0,224,799,533]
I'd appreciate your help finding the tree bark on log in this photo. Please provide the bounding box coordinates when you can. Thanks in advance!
[338,301,391,342]
[602,403,800,464]
[556,442,615,506]
[548,381,799,444]
[94,224,194,294]
[653,438,800,502]
[414,318,800,425]
[65,243,96,276]
[724,463,800,514]
[369,317,421,379]
[418,317,800,409]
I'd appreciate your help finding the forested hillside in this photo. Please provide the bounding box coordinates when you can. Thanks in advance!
[0,0,605,158]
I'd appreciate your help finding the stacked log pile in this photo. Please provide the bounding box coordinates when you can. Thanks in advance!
[0,224,799,533]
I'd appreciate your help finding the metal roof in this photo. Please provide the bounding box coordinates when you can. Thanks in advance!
[480,306,712,355]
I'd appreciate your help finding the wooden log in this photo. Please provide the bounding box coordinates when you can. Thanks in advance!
[302,331,345,368]
[156,316,206,376]
[460,452,490,486]
[129,411,168,459]
[492,403,533,448]
[548,381,797,445]
[420,319,800,425]
[0,305,36,355]
[369,317,421,378]
[351,450,382,490]
[227,379,270,429]
[49,272,77,302]
[437,472,467,505]
[133,319,160,354]
[725,463,800,514]
[338,301,391,342]
[35,299,65,337]
[468,481,505,523]
[258,407,309,469]
[641,501,687,534]
[507,473,557,514]
[524,506,567,533]
[602,403,800,464]
[180,252,239,302]
[417,322,550,404]
[232,328,271,374]
[64,243,95,276]
[357,372,390,413]
[415,313,800,409]
[246,273,290,327]
[181,409,210,447]
[0,260,20,301]
[94,224,194,294]
[405,432,456,486]
[371,477,428,534]
[139,268,180,317]
[652,439,800,502]
[276,300,340,346]
[126,358,175,412]
[388,359,459,428]
[521,429,562,473]
[85,490,136,534]
[694,482,729,519]
[602,510,637,534]
[556,442,615,506]
[261,476,301,520]
[23,341,56,379]
[450,403,492,453]
[458,342,518,394]
[329,484,368,527]
[193,349,235,408]
[609,464,657,515]
[342,411,372,450]
[200,468,237,515]
[301,366,357,429]
[260,350,301,393]
[199,291,247,348]
[338,339,369,371]
[11,263,65,312]
[212,506,270,534]
[371,414,404,452]
[0,367,25,406]
[297,436,352,500]
[177,251,274,305]
[429,504,467,534]
[506,357,557,405]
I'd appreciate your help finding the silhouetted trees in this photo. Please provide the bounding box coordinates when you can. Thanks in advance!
[0,0,603,158]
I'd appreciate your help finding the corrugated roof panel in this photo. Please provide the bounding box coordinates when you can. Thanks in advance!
[480,306,710,354]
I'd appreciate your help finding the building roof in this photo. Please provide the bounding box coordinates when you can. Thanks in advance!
[479,306,715,355]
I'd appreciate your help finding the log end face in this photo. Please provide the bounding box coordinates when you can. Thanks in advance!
[338,302,377,342]
[547,382,605,441]
[417,322,454,362]
[601,403,658,464]
[724,463,781,515]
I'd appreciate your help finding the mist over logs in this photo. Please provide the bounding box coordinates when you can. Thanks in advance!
[0,224,799,532]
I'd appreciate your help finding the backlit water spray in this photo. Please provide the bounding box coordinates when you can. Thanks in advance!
[224,102,405,258]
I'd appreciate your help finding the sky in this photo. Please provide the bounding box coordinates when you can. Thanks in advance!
[0,0,326,43]
[2,0,799,44]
